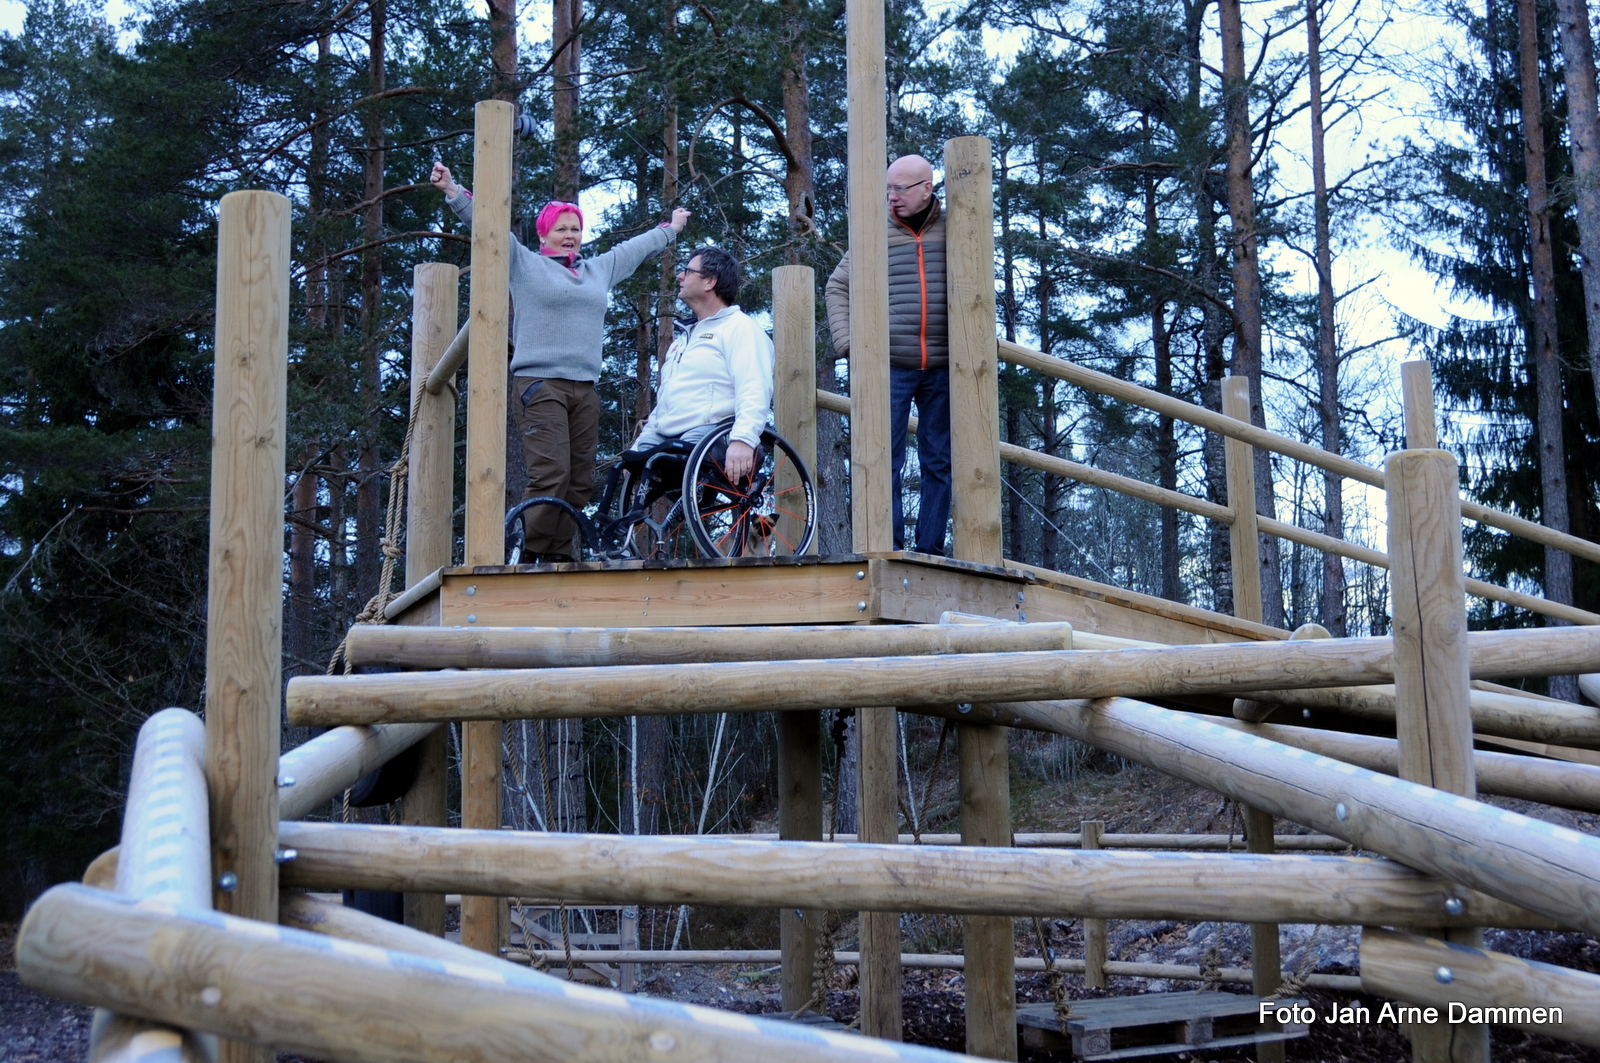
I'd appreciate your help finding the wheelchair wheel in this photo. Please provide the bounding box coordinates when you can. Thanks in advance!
[602,464,695,561]
[682,422,818,558]
[505,496,587,564]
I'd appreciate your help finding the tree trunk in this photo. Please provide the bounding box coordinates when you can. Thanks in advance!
[288,445,319,678]
[657,8,679,370]
[306,19,333,331]
[542,719,587,832]
[1554,0,1600,422]
[489,0,516,102]
[780,0,816,248]
[1218,0,1285,628]
[1145,166,1180,603]
[1307,0,1346,636]
[832,710,858,834]
[355,0,386,609]
[552,0,581,200]
[1519,0,1578,698]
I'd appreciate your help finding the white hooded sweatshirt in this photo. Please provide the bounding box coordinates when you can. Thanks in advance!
[643,304,774,448]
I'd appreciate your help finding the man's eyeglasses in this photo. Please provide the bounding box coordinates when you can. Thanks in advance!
[678,265,711,278]
[887,180,930,195]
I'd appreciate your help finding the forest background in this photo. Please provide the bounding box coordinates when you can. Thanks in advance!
[3,0,1598,920]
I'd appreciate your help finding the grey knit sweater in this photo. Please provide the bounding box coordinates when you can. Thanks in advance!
[447,192,674,381]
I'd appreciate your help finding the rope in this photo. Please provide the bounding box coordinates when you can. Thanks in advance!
[793,910,839,1020]
[1268,923,1324,1000]
[326,384,427,676]
[1200,943,1224,991]
[1031,915,1074,1035]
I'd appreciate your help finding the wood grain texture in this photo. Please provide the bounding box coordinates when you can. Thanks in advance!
[958,721,1014,1059]
[1387,450,1476,797]
[20,884,982,1063]
[777,709,824,1011]
[205,193,290,1063]
[1360,927,1600,1048]
[1401,362,1438,450]
[773,265,818,556]
[857,704,901,1039]
[945,137,1002,567]
[462,100,514,958]
[345,621,1074,670]
[1080,821,1107,989]
[1235,622,1330,723]
[1221,377,1263,625]
[846,0,891,553]
[401,727,449,936]
[423,322,469,395]
[1243,805,1284,1063]
[407,263,459,585]
[981,697,1596,935]
[276,822,1551,928]
[277,723,436,820]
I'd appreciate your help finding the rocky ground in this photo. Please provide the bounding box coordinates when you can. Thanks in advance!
[4,756,1598,1062]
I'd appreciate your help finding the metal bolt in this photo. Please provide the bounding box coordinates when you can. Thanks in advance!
[218,872,238,892]
[465,585,477,596]
[958,703,972,714]
[1018,612,1027,622]
[1435,966,1454,984]
[1335,802,1349,821]
[1017,591,1026,602]
[466,614,477,623]
[649,1032,677,1053]
[274,847,298,864]
[902,578,909,589]
[857,601,867,611]
[855,570,866,580]
[1303,709,1312,718]
[199,986,223,1007]
[1444,897,1465,916]
[276,774,296,788]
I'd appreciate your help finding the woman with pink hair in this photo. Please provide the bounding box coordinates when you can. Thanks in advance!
[431,162,688,562]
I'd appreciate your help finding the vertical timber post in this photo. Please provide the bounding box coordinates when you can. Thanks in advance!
[206,189,290,1063]
[773,264,824,1010]
[401,262,458,937]
[462,99,513,956]
[945,134,1014,1061]
[1221,375,1281,1062]
[1389,369,1487,1063]
[847,0,899,1039]
[1080,820,1107,989]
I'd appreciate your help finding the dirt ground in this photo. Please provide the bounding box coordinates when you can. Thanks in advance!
[4,755,1598,1062]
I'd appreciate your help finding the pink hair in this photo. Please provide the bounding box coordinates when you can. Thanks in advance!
[535,201,584,241]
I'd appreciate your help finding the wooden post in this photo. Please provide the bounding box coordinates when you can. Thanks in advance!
[773,265,818,557]
[1221,375,1262,624]
[846,0,891,554]
[945,134,1013,1059]
[1244,805,1283,1063]
[1080,820,1107,990]
[1387,445,1485,1063]
[856,703,902,1039]
[462,99,514,956]
[401,262,458,939]
[205,188,290,1063]
[777,711,823,1011]
[1401,360,1438,450]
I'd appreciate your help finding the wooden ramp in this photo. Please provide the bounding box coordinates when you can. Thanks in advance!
[384,552,1284,646]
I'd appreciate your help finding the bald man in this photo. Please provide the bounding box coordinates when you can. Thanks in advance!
[824,154,951,556]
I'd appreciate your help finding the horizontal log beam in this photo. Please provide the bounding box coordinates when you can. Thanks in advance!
[288,628,1600,728]
[276,822,1549,928]
[974,697,1600,936]
[729,832,1348,850]
[342,622,1075,671]
[1360,928,1600,1048]
[1213,719,1600,813]
[278,722,437,820]
[20,884,978,1063]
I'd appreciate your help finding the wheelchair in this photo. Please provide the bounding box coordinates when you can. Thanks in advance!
[505,417,818,562]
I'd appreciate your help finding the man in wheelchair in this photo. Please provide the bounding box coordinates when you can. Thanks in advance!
[626,245,773,481]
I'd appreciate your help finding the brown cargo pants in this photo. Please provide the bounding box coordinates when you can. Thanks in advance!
[512,376,600,559]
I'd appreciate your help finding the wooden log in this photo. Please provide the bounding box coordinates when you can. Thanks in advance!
[857,704,902,1040]
[462,98,514,958]
[1222,377,1263,626]
[20,884,982,1063]
[1235,623,1329,723]
[1212,718,1600,813]
[423,322,469,395]
[846,0,891,554]
[92,709,216,1063]
[1080,820,1107,990]
[289,629,1600,728]
[278,723,437,821]
[959,723,1014,1059]
[730,831,1349,849]
[1387,445,1485,1063]
[997,338,1600,570]
[276,822,1552,928]
[973,696,1600,935]
[401,727,449,937]
[1244,805,1283,1063]
[777,709,824,1011]
[1401,361,1438,450]
[773,265,818,557]
[343,621,1076,670]
[1360,927,1600,1048]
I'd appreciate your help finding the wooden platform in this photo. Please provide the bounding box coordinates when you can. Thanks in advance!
[386,552,1284,645]
[1017,991,1309,1060]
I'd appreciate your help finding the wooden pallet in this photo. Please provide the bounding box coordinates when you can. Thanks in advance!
[1017,991,1309,1060]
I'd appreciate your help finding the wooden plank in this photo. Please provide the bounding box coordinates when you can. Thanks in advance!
[462,99,515,959]
[277,822,1554,928]
[846,0,891,555]
[778,709,824,1012]
[946,136,1003,567]
[439,563,872,628]
[206,190,290,1063]
[22,884,982,1063]
[773,265,818,557]
[1360,927,1600,1048]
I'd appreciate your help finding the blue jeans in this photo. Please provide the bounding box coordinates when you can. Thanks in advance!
[890,365,952,554]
